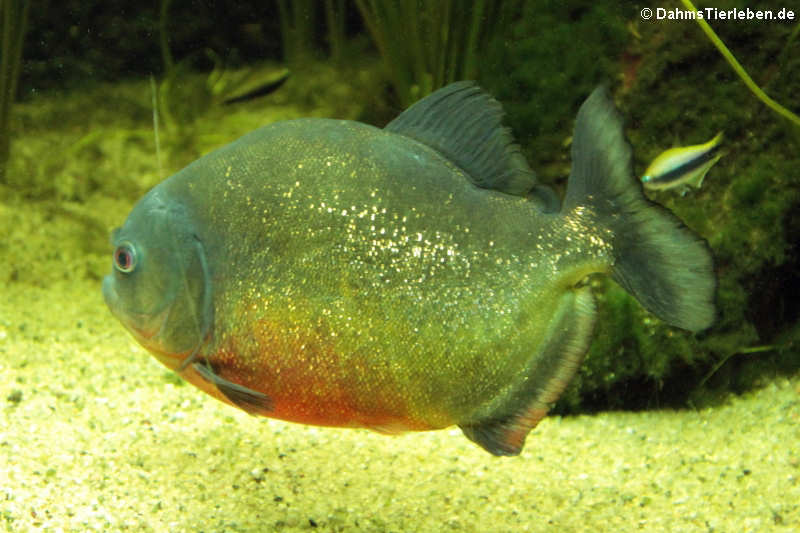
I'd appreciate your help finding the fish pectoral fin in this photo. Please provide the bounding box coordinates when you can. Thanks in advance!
[193,362,273,415]
[459,288,597,456]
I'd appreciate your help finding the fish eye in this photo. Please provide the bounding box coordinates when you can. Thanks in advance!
[113,241,137,273]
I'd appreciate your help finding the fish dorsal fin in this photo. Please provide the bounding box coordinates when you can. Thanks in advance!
[385,81,539,197]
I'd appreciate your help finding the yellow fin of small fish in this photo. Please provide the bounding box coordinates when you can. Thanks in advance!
[641,132,723,192]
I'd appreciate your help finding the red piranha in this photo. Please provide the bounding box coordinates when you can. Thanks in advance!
[103,82,715,455]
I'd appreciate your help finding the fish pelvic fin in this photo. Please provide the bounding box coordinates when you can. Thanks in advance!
[193,362,273,416]
[565,87,716,332]
[460,288,596,456]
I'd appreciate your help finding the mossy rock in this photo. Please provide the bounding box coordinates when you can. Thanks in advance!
[480,0,800,412]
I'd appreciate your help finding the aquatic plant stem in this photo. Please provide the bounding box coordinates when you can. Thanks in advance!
[158,0,174,72]
[277,0,316,66]
[355,0,497,107]
[680,0,800,128]
[149,76,163,179]
[697,345,777,389]
[0,0,30,182]
[354,0,415,105]
[324,0,346,65]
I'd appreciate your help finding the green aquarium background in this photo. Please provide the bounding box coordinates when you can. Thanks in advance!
[1,0,799,529]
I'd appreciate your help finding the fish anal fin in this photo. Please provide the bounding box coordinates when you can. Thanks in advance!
[193,362,273,415]
[460,288,597,456]
[460,408,549,456]
[689,155,721,189]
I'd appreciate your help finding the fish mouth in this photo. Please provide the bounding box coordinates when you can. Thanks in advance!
[102,275,121,320]
[102,274,172,345]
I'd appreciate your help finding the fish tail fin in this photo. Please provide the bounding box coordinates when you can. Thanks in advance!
[564,87,715,332]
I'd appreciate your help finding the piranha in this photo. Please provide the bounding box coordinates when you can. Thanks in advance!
[103,82,715,456]
[641,132,724,193]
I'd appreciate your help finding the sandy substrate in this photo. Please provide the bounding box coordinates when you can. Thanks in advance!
[0,203,798,533]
